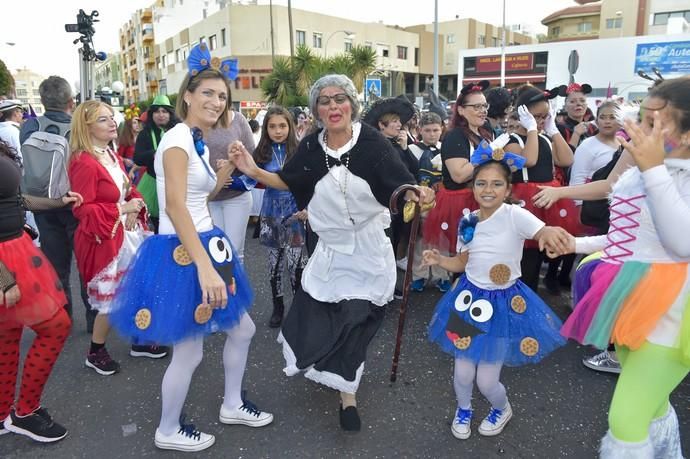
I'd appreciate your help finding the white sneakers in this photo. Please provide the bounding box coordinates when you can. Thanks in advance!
[219,399,274,427]
[451,403,513,440]
[451,408,473,440]
[154,425,215,452]
[478,403,513,436]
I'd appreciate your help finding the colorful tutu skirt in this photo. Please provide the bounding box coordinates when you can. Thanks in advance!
[137,173,159,218]
[511,181,581,248]
[562,260,689,351]
[423,187,478,252]
[428,275,565,366]
[259,190,305,249]
[109,226,253,344]
[0,233,66,326]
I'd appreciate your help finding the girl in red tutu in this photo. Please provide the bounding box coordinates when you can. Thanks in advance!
[0,139,82,442]
[423,81,493,289]
[504,85,579,292]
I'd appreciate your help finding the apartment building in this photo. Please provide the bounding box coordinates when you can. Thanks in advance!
[94,52,123,93]
[118,1,534,105]
[119,5,159,103]
[543,0,690,42]
[12,67,44,115]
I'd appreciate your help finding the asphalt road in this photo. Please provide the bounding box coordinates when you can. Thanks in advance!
[2,227,689,458]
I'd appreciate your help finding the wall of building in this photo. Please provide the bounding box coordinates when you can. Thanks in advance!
[458,33,689,101]
[598,0,640,39]
[545,14,601,41]
[12,68,44,114]
[647,0,690,35]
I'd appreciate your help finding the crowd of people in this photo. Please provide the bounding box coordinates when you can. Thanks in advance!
[0,41,688,458]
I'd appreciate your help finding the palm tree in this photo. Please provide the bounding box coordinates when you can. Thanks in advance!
[348,45,377,94]
[292,45,318,97]
[261,56,296,106]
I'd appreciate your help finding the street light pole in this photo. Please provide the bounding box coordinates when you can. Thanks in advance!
[433,0,439,98]
[324,30,355,58]
[500,0,506,87]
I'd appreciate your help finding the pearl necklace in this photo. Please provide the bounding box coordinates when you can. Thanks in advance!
[323,130,356,225]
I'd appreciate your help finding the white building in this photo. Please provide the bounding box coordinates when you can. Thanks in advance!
[12,68,45,115]
[457,33,690,101]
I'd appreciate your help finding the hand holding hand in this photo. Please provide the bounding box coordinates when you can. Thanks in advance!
[618,112,667,172]
[1,285,21,307]
[518,105,538,132]
[62,191,84,207]
[421,249,441,267]
[228,142,258,176]
[538,226,574,256]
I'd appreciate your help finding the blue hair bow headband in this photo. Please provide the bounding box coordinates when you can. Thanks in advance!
[470,138,526,173]
[188,42,239,80]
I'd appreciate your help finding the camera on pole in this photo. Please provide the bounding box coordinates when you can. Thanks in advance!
[65,10,104,102]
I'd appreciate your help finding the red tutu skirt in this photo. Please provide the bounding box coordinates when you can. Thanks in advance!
[423,187,478,253]
[511,181,581,249]
[0,233,66,326]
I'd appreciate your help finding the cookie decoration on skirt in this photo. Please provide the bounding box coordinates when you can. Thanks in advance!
[173,245,193,266]
[194,304,213,324]
[520,337,539,357]
[511,295,527,314]
[134,308,152,330]
[489,263,511,285]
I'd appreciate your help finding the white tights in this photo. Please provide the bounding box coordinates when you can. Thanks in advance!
[158,313,256,435]
[453,358,508,410]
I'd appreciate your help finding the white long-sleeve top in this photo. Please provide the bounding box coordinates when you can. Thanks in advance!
[575,158,690,347]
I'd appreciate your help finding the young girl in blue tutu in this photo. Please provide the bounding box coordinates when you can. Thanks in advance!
[252,106,307,328]
[109,43,272,452]
[422,140,570,440]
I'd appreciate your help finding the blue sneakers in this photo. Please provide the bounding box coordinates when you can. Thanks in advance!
[436,279,452,293]
[410,279,425,292]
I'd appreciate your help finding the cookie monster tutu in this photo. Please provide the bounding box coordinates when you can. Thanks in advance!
[109,226,253,344]
[428,274,565,366]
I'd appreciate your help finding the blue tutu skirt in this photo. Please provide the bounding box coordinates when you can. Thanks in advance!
[109,226,253,344]
[428,275,565,366]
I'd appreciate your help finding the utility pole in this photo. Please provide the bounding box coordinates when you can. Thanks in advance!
[500,0,506,87]
[269,0,275,64]
[288,0,294,57]
[433,0,439,98]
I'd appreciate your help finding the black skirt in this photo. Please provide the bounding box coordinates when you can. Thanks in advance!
[279,288,385,393]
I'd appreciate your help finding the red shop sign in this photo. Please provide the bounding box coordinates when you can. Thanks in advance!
[475,53,534,73]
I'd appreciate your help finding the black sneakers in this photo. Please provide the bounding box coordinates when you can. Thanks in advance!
[85,347,121,375]
[130,344,169,359]
[4,408,68,442]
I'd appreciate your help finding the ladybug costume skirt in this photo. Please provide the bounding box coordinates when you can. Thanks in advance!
[110,226,253,344]
[0,233,66,326]
[428,275,565,366]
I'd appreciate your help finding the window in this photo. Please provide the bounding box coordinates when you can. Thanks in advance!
[552,26,561,36]
[175,49,182,63]
[654,10,690,25]
[296,30,305,46]
[397,46,407,60]
[344,39,353,52]
[606,18,622,29]
[161,54,167,67]
[492,37,499,47]
[209,34,217,50]
[478,34,485,45]
[447,33,456,44]
[313,32,322,48]
[221,28,227,46]
[414,47,419,66]
[376,44,389,57]
[577,22,592,33]
[199,36,206,45]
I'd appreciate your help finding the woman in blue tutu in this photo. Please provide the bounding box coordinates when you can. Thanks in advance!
[422,140,570,441]
[109,43,272,452]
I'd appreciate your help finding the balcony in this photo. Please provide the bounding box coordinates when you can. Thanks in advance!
[142,32,154,43]
[141,8,152,22]
[148,79,159,90]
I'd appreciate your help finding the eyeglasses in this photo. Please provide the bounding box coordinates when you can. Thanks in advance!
[462,103,490,112]
[317,94,349,106]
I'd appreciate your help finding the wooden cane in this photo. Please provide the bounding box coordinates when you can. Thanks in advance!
[389,184,424,383]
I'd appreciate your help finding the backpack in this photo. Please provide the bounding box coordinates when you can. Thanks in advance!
[21,116,71,199]
[579,146,623,235]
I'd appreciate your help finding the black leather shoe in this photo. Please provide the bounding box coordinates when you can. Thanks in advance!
[339,404,361,432]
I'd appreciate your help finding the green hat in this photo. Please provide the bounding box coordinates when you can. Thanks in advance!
[151,94,173,108]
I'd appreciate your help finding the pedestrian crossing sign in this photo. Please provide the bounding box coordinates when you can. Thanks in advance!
[366,78,381,97]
